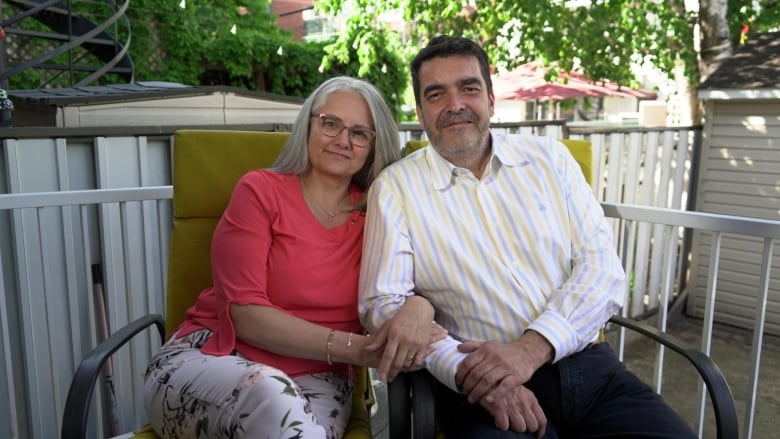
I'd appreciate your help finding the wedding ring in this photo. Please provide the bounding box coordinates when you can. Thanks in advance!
[405,353,416,363]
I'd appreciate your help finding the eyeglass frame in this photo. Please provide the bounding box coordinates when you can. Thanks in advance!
[311,113,376,148]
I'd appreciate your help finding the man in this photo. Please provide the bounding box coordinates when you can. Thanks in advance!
[359,35,697,438]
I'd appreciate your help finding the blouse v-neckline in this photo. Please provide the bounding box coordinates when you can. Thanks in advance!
[297,177,355,232]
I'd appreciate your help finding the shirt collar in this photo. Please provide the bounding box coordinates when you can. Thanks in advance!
[424,131,528,190]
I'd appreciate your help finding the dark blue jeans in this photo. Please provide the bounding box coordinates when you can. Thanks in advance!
[434,342,698,439]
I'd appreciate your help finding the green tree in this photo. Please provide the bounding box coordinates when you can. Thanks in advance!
[125,0,406,112]
[128,0,407,116]
[317,0,779,115]
[128,0,284,86]
[3,0,407,116]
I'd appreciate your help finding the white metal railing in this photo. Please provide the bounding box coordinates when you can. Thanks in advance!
[603,202,780,439]
[0,187,172,438]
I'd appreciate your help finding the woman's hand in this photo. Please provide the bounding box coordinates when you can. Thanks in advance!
[366,296,446,381]
[348,333,383,368]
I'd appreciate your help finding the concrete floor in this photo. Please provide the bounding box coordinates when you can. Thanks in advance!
[615,314,780,439]
[369,314,780,439]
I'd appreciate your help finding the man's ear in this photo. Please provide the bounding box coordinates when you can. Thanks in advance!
[416,106,425,130]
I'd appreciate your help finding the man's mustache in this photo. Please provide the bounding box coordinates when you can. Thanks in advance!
[438,112,476,129]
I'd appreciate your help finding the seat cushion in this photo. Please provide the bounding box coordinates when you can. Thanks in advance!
[344,367,372,439]
[131,424,158,438]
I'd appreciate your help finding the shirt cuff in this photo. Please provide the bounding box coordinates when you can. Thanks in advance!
[422,336,469,392]
[526,310,578,363]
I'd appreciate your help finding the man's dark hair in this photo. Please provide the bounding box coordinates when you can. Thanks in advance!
[410,35,493,106]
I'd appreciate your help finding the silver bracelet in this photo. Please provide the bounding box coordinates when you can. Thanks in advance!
[326,329,336,365]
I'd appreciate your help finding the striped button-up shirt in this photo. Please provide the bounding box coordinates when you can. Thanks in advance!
[359,132,625,391]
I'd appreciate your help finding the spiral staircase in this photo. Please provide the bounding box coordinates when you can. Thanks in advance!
[0,0,133,89]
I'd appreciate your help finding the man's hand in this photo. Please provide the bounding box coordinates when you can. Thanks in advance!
[455,331,553,404]
[481,384,547,438]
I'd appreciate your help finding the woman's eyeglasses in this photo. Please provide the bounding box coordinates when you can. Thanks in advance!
[312,114,376,148]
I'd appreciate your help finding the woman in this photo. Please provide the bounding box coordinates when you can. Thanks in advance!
[144,76,437,439]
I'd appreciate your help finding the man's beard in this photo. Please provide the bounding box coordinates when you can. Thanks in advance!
[430,111,487,159]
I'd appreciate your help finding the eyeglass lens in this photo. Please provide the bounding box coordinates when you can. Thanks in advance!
[317,115,375,147]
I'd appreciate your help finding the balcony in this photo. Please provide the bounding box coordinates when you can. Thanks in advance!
[2,122,779,438]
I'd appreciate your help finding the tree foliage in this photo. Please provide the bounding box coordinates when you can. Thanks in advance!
[4,0,407,116]
[317,0,780,90]
[128,0,284,87]
[126,0,406,111]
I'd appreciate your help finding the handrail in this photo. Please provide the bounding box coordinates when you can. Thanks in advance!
[601,202,780,239]
[0,186,172,209]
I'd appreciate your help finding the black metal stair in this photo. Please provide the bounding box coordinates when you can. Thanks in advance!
[0,0,133,88]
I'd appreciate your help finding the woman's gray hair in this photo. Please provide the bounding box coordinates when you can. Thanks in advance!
[271,76,401,191]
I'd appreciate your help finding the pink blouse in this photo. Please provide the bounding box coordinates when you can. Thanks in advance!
[177,170,365,377]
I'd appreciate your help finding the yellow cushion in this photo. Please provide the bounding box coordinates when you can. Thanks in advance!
[344,367,373,439]
[166,130,290,333]
[173,130,289,218]
[165,217,219,334]
[402,138,593,185]
[559,138,593,185]
[131,424,158,438]
[401,139,430,157]
[138,130,372,439]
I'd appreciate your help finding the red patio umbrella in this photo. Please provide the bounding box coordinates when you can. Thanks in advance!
[492,62,656,101]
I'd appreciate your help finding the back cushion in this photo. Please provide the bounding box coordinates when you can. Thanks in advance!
[166,130,289,333]
[559,139,592,185]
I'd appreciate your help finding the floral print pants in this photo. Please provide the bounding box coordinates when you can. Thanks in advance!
[144,329,353,439]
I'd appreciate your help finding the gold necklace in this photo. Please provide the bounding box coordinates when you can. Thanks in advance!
[300,175,345,219]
